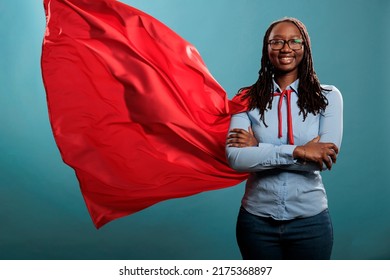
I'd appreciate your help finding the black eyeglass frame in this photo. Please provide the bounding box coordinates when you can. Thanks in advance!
[268,39,304,50]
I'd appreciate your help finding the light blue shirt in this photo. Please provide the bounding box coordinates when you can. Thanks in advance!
[226,79,343,220]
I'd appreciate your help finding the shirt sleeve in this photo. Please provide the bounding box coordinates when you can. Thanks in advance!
[225,113,296,172]
[318,86,343,148]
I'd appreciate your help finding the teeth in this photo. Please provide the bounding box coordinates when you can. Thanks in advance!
[280,57,293,63]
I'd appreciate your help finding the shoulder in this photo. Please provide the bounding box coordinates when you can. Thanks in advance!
[232,108,260,119]
[231,111,249,118]
[321,84,343,104]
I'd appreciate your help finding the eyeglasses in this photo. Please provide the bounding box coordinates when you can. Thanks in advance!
[268,39,304,50]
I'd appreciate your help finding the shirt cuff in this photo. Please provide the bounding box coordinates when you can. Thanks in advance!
[279,144,297,164]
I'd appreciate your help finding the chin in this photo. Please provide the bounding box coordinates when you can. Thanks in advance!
[275,67,298,75]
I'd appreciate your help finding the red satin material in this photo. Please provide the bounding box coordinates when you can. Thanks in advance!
[41,0,249,228]
[274,90,294,144]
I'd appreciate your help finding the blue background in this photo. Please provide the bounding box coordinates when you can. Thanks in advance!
[1,0,389,259]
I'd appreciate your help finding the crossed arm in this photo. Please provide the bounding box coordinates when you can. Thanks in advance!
[227,127,338,171]
[225,88,343,172]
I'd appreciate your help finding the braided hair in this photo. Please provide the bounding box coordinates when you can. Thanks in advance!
[240,17,328,124]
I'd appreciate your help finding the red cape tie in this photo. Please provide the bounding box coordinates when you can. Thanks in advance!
[274,89,294,145]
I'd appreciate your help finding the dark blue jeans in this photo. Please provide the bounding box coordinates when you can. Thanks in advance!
[236,207,333,260]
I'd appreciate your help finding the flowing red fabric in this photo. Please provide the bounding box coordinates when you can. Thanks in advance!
[41,0,249,228]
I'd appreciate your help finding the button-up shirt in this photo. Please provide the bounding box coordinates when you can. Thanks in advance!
[226,79,343,220]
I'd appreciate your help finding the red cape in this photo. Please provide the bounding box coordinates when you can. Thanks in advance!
[41,0,249,228]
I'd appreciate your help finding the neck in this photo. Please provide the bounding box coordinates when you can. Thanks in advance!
[274,72,298,91]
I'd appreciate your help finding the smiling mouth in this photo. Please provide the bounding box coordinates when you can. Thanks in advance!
[279,57,294,64]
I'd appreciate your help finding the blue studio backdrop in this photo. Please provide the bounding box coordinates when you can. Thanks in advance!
[0,0,389,259]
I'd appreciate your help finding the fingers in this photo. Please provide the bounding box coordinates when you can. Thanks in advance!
[227,129,248,142]
[227,129,247,147]
[229,128,249,136]
[328,149,337,164]
[330,143,339,155]
[314,151,333,171]
[227,128,257,147]
[304,141,339,171]
[322,143,338,167]
[322,155,332,171]
[311,137,339,157]
[321,144,339,170]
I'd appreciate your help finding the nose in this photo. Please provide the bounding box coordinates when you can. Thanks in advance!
[280,41,292,52]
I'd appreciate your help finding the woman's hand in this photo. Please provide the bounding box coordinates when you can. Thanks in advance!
[227,127,258,148]
[293,136,339,170]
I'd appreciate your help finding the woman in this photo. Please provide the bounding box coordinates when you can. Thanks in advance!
[226,18,343,260]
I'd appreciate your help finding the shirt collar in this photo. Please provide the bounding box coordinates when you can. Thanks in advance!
[273,79,299,94]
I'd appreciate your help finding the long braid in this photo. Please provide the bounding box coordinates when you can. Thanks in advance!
[239,18,328,124]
